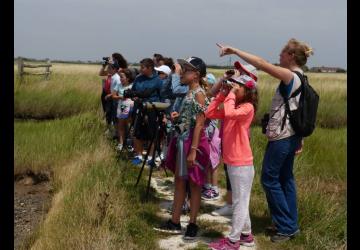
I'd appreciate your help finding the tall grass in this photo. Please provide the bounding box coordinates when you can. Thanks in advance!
[208,70,347,128]
[14,69,102,119]
[14,64,346,128]
[16,113,161,250]
[14,63,346,249]
[14,112,103,175]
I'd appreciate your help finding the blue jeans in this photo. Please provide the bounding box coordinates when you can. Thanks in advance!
[261,135,302,235]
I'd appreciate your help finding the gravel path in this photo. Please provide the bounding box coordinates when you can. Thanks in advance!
[151,177,257,250]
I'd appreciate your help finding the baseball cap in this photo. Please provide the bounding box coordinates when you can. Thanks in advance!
[229,74,257,90]
[177,56,207,77]
[154,65,171,76]
[206,73,217,84]
[234,61,258,81]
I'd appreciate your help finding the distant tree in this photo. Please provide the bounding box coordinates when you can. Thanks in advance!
[336,68,346,73]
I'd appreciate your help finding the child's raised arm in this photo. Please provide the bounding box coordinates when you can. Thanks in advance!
[205,93,226,120]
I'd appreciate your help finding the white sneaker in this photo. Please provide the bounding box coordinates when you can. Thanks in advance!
[155,156,162,163]
[211,204,233,216]
[116,144,123,151]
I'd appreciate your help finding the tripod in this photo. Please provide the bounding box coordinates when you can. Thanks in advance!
[135,103,168,201]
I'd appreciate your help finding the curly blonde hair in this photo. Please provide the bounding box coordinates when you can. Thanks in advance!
[284,38,314,66]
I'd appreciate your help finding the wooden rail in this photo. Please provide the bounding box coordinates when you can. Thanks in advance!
[17,57,52,81]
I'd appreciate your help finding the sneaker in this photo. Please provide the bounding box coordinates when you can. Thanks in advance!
[201,188,220,201]
[155,156,162,163]
[183,223,199,240]
[147,156,154,166]
[211,204,233,216]
[131,156,143,165]
[202,184,212,193]
[240,233,255,247]
[208,237,240,250]
[116,144,123,151]
[270,229,300,243]
[153,219,182,234]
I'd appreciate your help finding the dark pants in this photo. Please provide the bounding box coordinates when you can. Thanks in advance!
[224,164,232,191]
[261,135,302,235]
[101,89,116,125]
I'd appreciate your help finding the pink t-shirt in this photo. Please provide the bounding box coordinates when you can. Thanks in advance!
[205,92,254,166]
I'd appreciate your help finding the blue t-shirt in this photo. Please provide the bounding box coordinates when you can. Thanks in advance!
[279,77,294,98]
[131,71,163,102]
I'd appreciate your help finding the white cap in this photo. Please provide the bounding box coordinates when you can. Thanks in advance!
[154,65,171,76]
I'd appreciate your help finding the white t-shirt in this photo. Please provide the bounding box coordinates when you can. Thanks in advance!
[266,70,303,141]
[110,73,121,93]
[113,83,134,118]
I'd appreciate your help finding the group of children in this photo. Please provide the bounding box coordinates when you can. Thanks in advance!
[101,37,313,249]
[100,53,259,247]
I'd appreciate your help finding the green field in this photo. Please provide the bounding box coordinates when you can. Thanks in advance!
[14,63,346,249]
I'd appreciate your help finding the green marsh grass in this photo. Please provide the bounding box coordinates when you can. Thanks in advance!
[14,63,346,249]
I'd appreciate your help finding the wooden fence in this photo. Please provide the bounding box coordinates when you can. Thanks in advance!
[17,57,52,81]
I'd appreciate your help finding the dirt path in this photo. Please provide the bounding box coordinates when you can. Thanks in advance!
[14,173,52,250]
[151,176,257,250]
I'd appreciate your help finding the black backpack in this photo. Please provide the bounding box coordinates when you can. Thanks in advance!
[279,71,319,137]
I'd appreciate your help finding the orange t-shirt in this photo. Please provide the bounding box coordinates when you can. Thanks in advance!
[205,92,254,166]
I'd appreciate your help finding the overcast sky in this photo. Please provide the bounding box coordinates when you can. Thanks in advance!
[14,0,347,68]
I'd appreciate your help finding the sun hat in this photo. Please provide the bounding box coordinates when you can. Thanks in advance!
[234,61,258,81]
[228,74,257,90]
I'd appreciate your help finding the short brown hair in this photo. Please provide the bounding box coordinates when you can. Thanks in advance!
[121,69,135,83]
[283,38,314,66]
[140,58,155,69]
[163,57,174,68]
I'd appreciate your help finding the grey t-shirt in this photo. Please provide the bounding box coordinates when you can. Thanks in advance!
[266,70,303,141]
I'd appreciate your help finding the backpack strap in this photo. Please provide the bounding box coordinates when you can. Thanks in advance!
[279,71,304,131]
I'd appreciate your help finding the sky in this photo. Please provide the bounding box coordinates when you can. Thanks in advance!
[14,0,347,68]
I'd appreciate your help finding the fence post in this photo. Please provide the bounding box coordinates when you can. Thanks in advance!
[45,59,51,80]
[17,57,24,82]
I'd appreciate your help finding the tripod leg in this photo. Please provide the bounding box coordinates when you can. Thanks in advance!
[145,136,158,201]
[144,117,164,201]
[135,128,156,187]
